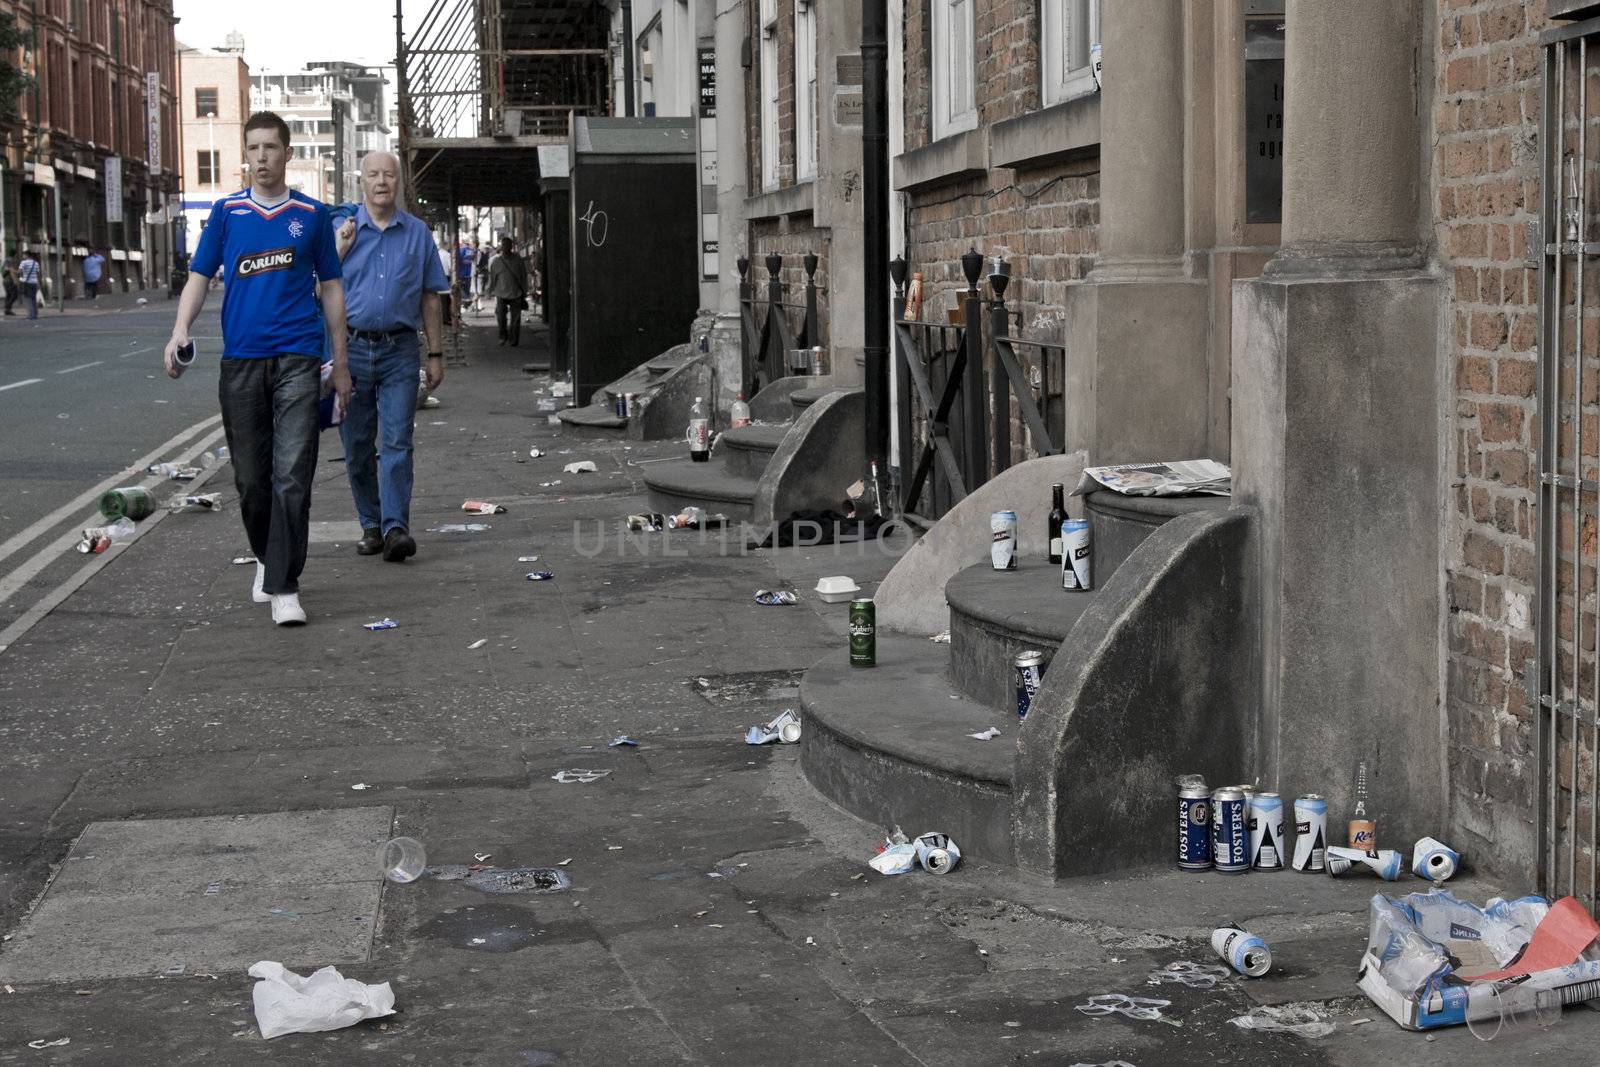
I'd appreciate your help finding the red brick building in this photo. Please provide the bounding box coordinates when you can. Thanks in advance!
[0,0,181,296]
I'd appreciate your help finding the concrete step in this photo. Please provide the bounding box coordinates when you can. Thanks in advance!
[789,383,835,413]
[643,457,759,521]
[719,422,790,479]
[799,635,1017,862]
[1086,489,1231,584]
[556,404,627,437]
[945,558,1100,709]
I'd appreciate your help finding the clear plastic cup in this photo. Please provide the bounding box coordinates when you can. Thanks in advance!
[1465,982,1562,1041]
[379,837,427,884]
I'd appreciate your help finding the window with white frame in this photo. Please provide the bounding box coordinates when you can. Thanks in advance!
[759,0,779,187]
[931,0,977,139]
[795,0,818,180]
[1041,0,1101,106]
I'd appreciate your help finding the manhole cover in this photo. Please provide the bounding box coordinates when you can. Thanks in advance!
[0,808,393,982]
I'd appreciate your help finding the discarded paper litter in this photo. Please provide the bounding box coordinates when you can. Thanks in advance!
[969,726,1002,741]
[362,619,399,631]
[462,500,507,514]
[563,461,598,474]
[551,769,611,784]
[248,961,395,1040]
[430,523,490,533]
[745,709,801,745]
[1074,459,1231,498]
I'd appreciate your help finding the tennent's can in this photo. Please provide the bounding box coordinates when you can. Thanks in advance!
[1014,650,1044,721]
[849,598,876,668]
[1212,926,1273,977]
[1249,791,1284,870]
[913,832,961,874]
[1211,787,1250,873]
[1061,519,1092,590]
[1292,794,1328,872]
[991,511,1018,570]
[1178,782,1212,871]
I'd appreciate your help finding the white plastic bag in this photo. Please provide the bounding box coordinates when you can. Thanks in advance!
[248,961,396,1040]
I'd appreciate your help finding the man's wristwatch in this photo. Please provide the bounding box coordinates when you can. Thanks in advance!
[427,352,443,359]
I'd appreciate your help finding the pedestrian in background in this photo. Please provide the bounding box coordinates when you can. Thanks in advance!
[332,151,449,563]
[472,242,490,312]
[454,238,475,315]
[163,110,351,626]
[2,250,17,316]
[17,247,40,320]
[82,247,106,303]
[488,236,528,347]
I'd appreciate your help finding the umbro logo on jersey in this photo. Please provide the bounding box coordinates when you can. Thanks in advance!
[231,208,253,215]
[236,247,296,277]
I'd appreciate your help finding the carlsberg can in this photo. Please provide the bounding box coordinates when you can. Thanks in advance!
[1292,794,1328,872]
[991,511,1018,570]
[849,598,876,668]
[1060,519,1092,590]
[1249,791,1284,870]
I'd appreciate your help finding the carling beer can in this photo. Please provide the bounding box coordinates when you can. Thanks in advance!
[1212,926,1273,977]
[1249,791,1284,870]
[1013,650,1044,721]
[1178,781,1212,871]
[1292,794,1328,872]
[614,393,627,418]
[1061,519,1092,590]
[849,598,876,668]
[1211,787,1249,873]
[991,511,1018,570]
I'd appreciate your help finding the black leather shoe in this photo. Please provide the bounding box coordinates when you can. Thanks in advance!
[356,527,383,555]
[382,527,417,562]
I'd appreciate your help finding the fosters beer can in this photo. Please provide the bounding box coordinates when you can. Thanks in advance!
[1211,787,1249,873]
[1178,781,1212,871]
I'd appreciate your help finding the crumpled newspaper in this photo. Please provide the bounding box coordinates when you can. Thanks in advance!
[248,961,395,1040]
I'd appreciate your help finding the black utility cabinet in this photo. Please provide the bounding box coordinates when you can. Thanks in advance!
[568,117,698,406]
[537,145,573,380]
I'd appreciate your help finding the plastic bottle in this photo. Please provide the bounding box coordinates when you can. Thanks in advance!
[1465,981,1562,1042]
[730,394,751,429]
[687,396,710,463]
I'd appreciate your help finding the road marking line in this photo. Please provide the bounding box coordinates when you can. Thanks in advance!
[119,347,156,359]
[56,361,104,375]
[0,378,42,392]
[0,425,229,631]
[0,413,222,571]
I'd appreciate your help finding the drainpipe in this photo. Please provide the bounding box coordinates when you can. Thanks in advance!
[861,0,889,483]
[621,1,636,116]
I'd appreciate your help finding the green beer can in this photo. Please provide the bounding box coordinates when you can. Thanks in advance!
[849,597,876,668]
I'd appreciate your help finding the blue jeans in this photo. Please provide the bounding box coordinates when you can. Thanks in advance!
[340,333,421,535]
[219,355,321,595]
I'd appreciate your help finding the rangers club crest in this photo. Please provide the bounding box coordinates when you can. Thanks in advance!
[287,219,305,239]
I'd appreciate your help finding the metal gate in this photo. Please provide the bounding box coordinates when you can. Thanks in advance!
[1538,21,1600,911]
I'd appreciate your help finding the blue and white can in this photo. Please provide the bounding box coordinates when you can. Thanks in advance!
[1292,794,1328,872]
[1249,791,1285,870]
[1211,787,1250,873]
[1014,650,1044,721]
[1212,926,1272,977]
[991,510,1018,570]
[1412,836,1459,881]
[1178,782,1212,871]
[1060,519,1092,590]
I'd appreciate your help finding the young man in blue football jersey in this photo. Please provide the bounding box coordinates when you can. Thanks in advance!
[163,112,352,626]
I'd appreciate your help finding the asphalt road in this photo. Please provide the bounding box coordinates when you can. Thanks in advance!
[0,300,223,549]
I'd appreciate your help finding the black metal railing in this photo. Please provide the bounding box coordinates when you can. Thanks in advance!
[892,249,1066,526]
[738,252,825,397]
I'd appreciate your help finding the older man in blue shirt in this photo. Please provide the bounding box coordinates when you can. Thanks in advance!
[334,151,450,562]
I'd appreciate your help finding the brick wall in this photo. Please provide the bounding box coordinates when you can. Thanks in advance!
[899,0,1100,468]
[746,0,798,191]
[1436,0,1547,879]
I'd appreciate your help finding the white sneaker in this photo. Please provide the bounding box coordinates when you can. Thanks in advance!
[251,562,270,604]
[270,593,307,626]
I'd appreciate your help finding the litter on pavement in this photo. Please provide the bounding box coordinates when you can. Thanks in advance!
[551,769,612,784]
[969,727,1002,740]
[913,832,961,874]
[379,837,427,883]
[563,460,598,474]
[462,500,507,514]
[27,1038,70,1049]
[362,619,399,631]
[1213,926,1272,977]
[526,571,555,581]
[745,709,801,745]
[467,639,487,650]
[518,555,540,563]
[1074,994,1173,1022]
[609,736,639,747]
[1412,836,1459,881]
[529,448,544,458]
[232,556,256,565]
[814,575,861,603]
[754,589,798,606]
[462,867,572,895]
[1228,1004,1335,1038]
[428,523,489,533]
[168,492,223,513]
[1147,961,1231,989]
[248,961,395,1040]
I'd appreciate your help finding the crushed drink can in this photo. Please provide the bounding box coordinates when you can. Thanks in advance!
[363,618,399,631]
[1292,794,1327,872]
[76,534,112,554]
[990,510,1018,570]
[1212,926,1272,977]
[849,598,876,668]
[1013,650,1043,720]
[1060,519,1092,590]
[525,571,555,581]
[1249,791,1284,870]
[1178,780,1212,871]
[913,832,961,874]
[1412,836,1459,881]
[172,340,196,377]
[1211,787,1249,873]
[1326,845,1403,881]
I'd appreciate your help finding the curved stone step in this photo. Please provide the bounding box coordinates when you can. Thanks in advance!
[1086,489,1230,583]
[643,458,759,521]
[800,635,1017,862]
[945,558,1099,708]
[720,422,790,479]
[789,383,835,412]
[556,404,627,437]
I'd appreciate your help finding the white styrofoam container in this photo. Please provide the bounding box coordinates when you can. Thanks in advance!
[815,576,861,603]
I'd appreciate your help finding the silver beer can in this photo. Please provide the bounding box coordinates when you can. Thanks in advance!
[990,510,1018,571]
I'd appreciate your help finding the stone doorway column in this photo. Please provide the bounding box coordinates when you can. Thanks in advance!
[1233,0,1444,845]
[1065,0,1211,461]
